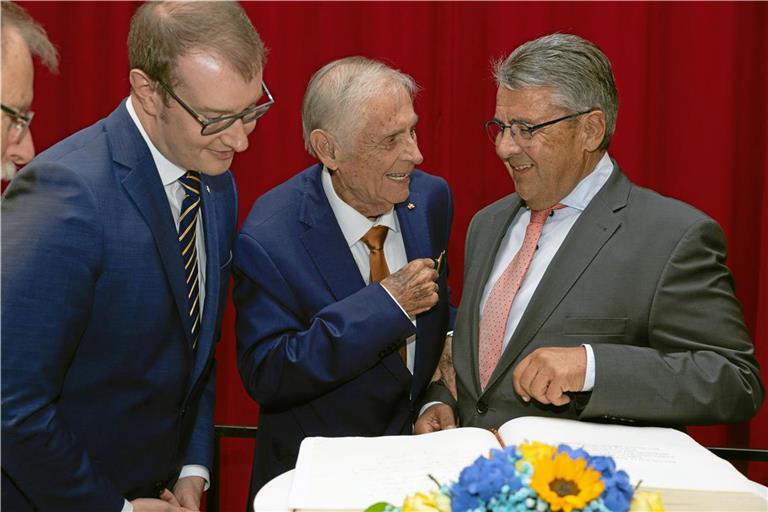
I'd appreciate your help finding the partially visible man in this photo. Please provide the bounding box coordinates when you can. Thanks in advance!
[1,1,58,183]
[416,33,762,434]
[234,56,453,499]
[2,2,271,511]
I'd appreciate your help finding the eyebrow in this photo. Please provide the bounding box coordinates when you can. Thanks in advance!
[381,115,420,139]
[495,116,534,125]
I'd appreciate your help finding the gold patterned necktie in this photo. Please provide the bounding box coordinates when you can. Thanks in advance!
[362,226,406,364]
[178,171,202,350]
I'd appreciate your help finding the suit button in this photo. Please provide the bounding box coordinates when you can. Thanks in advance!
[476,401,488,415]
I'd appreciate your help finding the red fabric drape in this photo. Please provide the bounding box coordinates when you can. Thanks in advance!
[17,2,768,510]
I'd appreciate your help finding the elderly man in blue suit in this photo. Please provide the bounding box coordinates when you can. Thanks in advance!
[1,3,272,511]
[234,56,454,500]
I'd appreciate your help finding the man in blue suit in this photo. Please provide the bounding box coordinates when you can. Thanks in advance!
[1,3,271,511]
[234,56,454,500]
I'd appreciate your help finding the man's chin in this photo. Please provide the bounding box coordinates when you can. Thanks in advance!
[1,160,17,181]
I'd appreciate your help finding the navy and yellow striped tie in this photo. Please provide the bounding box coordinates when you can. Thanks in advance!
[178,171,202,350]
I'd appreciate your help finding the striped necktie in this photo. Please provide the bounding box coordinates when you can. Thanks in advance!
[178,171,202,350]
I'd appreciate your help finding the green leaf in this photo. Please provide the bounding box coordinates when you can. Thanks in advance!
[364,502,395,512]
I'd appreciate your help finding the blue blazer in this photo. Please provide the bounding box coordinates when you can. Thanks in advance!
[1,101,237,511]
[233,164,454,498]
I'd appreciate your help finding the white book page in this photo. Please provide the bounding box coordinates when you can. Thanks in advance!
[497,416,755,493]
[289,427,498,509]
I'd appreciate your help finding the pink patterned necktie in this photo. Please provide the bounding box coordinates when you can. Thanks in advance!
[478,204,564,390]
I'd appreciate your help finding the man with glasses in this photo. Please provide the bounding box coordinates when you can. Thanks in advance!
[415,33,762,434]
[2,3,270,512]
[1,1,58,185]
[234,56,453,500]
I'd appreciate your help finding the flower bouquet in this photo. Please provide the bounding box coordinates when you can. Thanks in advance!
[364,441,663,512]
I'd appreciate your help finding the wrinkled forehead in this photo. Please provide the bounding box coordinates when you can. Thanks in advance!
[1,30,34,109]
[495,85,562,120]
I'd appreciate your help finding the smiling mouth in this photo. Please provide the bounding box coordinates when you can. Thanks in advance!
[210,149,235,160]
[509,163,534,172]
[386,172,411,182]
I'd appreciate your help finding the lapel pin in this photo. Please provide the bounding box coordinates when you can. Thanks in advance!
[407,202,415,210]
[206,185,211,193]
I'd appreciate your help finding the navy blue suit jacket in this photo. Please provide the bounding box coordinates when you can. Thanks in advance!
[233,164,454,498]
[1,101,237,511]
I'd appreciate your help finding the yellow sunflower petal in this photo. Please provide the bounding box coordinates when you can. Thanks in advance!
[530,451,604,512]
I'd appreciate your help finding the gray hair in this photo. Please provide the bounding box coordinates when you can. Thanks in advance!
[1,1,58,72]
[494,33,618,150]
[302,56,418,157]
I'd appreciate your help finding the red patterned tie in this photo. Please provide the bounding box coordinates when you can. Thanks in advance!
[478,205,563,390]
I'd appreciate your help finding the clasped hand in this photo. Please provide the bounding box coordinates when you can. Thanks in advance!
[512,346,587,406]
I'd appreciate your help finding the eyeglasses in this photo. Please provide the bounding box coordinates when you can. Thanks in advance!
[484,109,594,146]
[157,80,274,136]
[1,104,35,144]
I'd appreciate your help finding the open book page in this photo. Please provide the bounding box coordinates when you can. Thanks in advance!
[289,427,497,510]
[497,416,757,494]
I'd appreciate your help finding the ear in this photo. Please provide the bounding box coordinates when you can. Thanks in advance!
[310,129,340,170]
[581,110,606,152]
[129,68,162,117]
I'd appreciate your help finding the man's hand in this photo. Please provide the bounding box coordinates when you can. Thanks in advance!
[430,335,457,400]
[131,490,193,512]
[512,347,587,406]
[381,258,439,316]
[172,476,206,511]
[414,403,456,434]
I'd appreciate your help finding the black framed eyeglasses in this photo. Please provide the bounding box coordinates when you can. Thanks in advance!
[484,109,594,146]
[157,80,274,136]
[1,104,35,144]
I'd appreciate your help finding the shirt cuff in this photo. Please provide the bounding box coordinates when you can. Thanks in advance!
[179,464,211,491]
[581,344,595,391]
[419,401,444,417]
[446,331,454,337]
[121,500,133,512]
[380,283,416,326]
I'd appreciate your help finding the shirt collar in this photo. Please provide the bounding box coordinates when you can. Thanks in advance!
[126,96,186,186]
[321,167,399,248]
[558,152,614,212]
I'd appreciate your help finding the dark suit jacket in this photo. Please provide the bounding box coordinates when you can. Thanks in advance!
[233,164,453,498]
[425,162,763,430]
[1,101,237,511]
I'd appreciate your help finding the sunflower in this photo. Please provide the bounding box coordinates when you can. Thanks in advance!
[530,452,605,512]
[518,441,557,464]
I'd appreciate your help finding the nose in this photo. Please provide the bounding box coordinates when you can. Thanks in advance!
[495,127,523,160]
[406,132,424,166]
[8,130,35,166]
[219,119,251,153]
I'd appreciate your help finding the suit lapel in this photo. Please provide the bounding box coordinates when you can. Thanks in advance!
[460,197,524,397]
[110,103,194,347]
[483,167,630,391]
[395,190,435,394]
[298,166,366,301]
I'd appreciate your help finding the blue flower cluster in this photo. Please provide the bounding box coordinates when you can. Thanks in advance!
[447,444,635,512]
[450,446,523,511]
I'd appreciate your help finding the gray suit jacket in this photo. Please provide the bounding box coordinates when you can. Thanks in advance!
[426,162,763,429]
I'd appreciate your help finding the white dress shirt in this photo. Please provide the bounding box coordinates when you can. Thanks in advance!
[480,152,614,391]
[321,167,417,373]
[122,98,209,512]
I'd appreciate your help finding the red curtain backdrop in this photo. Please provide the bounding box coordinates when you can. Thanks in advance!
[18,2,768,510]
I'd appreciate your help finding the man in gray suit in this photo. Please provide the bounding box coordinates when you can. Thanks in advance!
[415,33,763,433]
